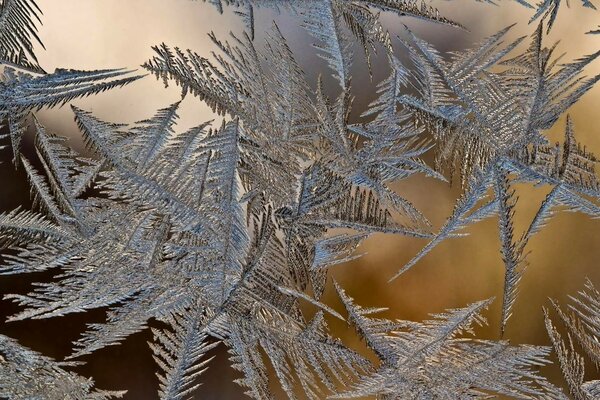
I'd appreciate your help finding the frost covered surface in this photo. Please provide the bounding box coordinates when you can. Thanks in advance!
[0,334,125,399]
[545,280,600,400]
[0,0,599,399]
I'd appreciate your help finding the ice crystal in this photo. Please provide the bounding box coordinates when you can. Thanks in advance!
[336,284,565,399]
[531,0,597,32]
[0,0,599,398]
[0,334,125,399]
[394,21,600,331]
[0,68,142,163]
[0,0,44,73]
[545,280,600,400]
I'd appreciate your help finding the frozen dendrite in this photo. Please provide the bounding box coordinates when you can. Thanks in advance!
[336,284,565,399]
[0,0,44,73]
[545,280,600,400]
[0,334,125,399]
[394,21,600,331]
[0,0,599,399]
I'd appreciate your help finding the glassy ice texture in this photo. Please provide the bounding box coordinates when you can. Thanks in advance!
[0,0,599,399]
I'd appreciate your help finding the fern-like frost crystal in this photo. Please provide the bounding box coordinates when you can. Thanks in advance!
[0,0,599,398]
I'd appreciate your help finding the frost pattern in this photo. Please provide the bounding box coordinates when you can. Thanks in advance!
[335,285,564,399]
[0,334,125,399]
[0,67,142,163]
[545,280,600,400]
[0,0,44,72]
[394,21,600,331]
[0,0,599,399]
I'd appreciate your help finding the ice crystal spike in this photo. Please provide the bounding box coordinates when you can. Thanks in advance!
[1,67,143,163]
[335,284,566,399]
[0,334,126,399]
[545,280,600,400]
[149,302,219,400]
[0,0,45,73]
[395,22,600,331]
[531,0,597,33]
[200,0,462,47]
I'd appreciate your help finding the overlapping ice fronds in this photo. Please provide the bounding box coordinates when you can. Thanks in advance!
[545,280,600,400]
[0,1,598,399]
[1,0,142,164]
[335,284,566,399]
[0,0,44,72]
[0,67,142,163]
[0,334,126,399]
[394,21,600,331]
[200,0,460,46]
[0,106,373,398]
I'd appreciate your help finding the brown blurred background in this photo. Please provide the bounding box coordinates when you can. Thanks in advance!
[0,1,599,398]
